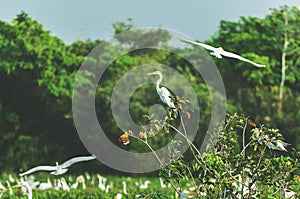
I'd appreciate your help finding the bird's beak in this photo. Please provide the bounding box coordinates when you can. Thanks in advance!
[11,184,22,189]
[147,72,155,76]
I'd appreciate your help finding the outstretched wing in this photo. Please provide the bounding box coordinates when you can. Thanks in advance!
[178,38,216,52]
[221,50,266,68]
[61,155,96,168]
[19,165,56,176]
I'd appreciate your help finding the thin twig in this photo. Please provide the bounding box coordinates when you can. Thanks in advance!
[128,135,164,168]
[168,124,201,157]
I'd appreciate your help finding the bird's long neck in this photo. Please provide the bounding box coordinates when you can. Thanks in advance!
[22,183,32,199]
[156,74,163,91]
[123,182,127,194]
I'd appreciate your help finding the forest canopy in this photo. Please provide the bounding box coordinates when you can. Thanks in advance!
[0,6,299,173]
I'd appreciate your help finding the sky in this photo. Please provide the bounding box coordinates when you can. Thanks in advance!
[1,0,299,44]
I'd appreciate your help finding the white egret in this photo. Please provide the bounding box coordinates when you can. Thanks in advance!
[159,177,166,188]
[105,181,113,193]
[263,135,290,152]
[122,181,128,195]
[23,175,40,189]
[6,181,13,195]
[71,175,86,190]
[38,178,53,190]
[274,140,290,152]
[12,181,32,199]
[179,38,266,68]
[284,188,296,198]
[139,180,151,189]
[0,182,6,198]
[114,193,123,199]
[97,174,107,191]
[8,174,15,183]
[148,71,176,108]
[84,172,91,180]
[232,174,257,199]
[19,155,96,176]
[179,190,196,199]
[148,71,178,119]
[57,177,70,191]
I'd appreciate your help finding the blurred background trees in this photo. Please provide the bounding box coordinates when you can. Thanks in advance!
[0,6,299,173]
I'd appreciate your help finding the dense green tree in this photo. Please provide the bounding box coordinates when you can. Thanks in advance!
[0,6,299,174]
[209,6,300,148]
[0,12,86,172]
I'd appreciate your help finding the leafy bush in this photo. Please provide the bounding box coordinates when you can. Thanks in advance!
[121,103,300,198]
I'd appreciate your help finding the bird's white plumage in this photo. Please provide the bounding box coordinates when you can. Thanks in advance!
[147,71,176,108]
[275,140,290,152]
[19,155,96,176]
[179,38,266,68]
[159,87,175,108]
[60,155,96,168]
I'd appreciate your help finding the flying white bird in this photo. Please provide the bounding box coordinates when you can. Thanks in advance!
[19,155,96,176]
[179,38,266,68]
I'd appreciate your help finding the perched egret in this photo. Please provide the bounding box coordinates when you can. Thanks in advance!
[19,155,96,176]
[178,190,196,199]
[284,188,296,198]
[232,174,257,199]
[12,181,32,199]
[148,71,176,108]
[179,38,266,68]
[274,140,290,152]
[263,135,290,152]
[148,71,178,118]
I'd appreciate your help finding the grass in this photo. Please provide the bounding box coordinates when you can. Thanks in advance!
[0,173,176,199]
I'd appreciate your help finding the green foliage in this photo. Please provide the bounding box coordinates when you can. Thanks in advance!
[0,12,87,172]
[210,6,300,148]
[0,5,300,178]
[157,114,300,198]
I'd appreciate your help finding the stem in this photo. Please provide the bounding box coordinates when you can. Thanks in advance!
[128,134,164,168]
[143,140,165,168]
[186,164,197,191]
[279,14,289,113]
[240,142,251,156]
[257,146,266,168]
[167,124,201,157]
[242,117,248,159]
